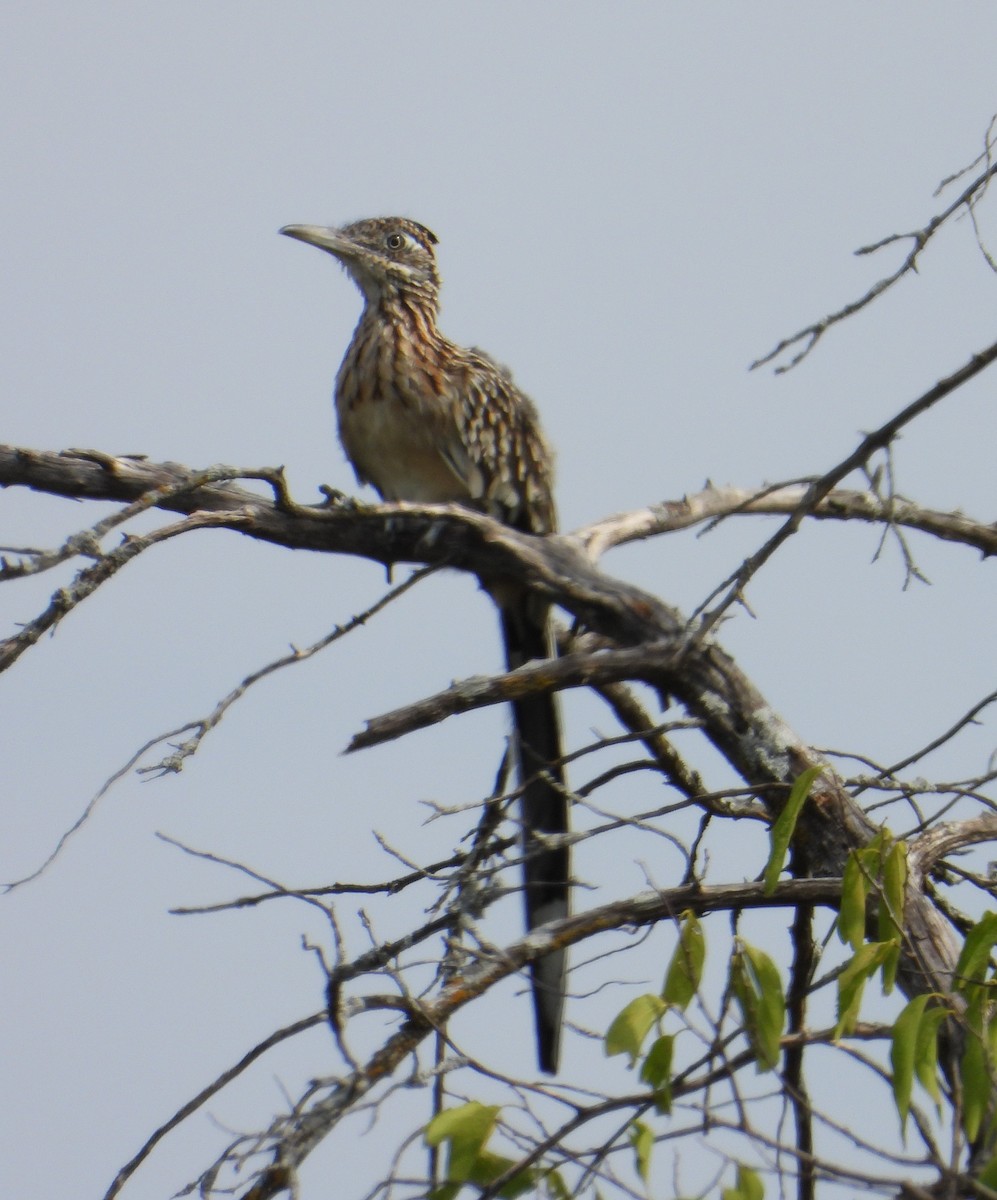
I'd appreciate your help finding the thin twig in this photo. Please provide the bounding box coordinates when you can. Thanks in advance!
[694,337,997,635]
[752,144,997,372]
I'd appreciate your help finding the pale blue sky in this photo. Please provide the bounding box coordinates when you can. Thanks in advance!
[3,5,995,1197]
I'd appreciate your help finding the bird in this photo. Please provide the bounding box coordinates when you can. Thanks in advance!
[281,216,568,1073]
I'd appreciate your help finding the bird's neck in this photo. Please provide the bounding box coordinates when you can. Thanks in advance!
[354,288,446,355]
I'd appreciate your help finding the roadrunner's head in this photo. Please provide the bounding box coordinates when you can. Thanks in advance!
[280,217,440,307]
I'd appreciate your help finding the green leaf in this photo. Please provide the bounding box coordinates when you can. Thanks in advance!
[838,834,907,975]
[663,911,705,1009]
[763,766,821,895]
[915,1005,947,1109]
[835,941,892,1038]
[961,989,992,1143]
[731,942,785,1072]
[468,1151,537,1198]
[545,1170,571,1200]
[605,994,666,1064]
[891,994,930,1134]
[629,1120,653,1182]
[722,1164,764,1200]
[426,1102,502,1189]
[837,849,869,951]
[640,1034,674,1113]
[961,1029,988,1144]
[499,1172,539,1200]
[425,1105,540,1198]
[738,1165,764,1200]
[425,1102,499,1153]
[977,1153,997,1192]
[890,995,946,1126]
[878,839,907,945]
[880,940,901,996]
[428,1184,461,1200]
[744,942,786,1071]
[954,911,997,991]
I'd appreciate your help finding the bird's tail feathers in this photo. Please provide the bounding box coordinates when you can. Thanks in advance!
[500,600,568,1075]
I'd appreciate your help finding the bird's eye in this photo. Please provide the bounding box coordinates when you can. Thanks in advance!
[385,232,405,251]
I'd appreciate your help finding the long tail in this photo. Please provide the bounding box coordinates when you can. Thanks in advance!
[499,599,568,1075]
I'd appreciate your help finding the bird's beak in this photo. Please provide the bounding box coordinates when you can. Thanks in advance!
[279,224,353,258]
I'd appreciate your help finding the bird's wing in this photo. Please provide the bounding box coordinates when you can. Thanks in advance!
[443,351,557,534]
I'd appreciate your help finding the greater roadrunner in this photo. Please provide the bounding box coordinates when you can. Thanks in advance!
[281,217,568,1073]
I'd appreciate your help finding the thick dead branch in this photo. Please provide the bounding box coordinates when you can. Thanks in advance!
[908,813,997,878]
[2,438,978,1195]
[578,484,997,561]
[338,553,962,1089]
[1,442,964,992]
[347,641,684,752]
[0,444,672,649]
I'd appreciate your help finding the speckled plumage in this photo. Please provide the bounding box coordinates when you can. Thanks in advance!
[312,217,558,537]
[282,216,568,1073]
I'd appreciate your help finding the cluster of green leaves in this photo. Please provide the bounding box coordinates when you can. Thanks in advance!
[424,771,997,1198]
[604,909,705,1106]
[834,829,908,1035]
[603,908,699,1182]
[832,828,945,1140]
[425,1102,566,1200]
[889,911,997,1183]
[948,912,997,1149]
[603,907,785,1186]
[831,824,997,1176]
[597,769,826,1191]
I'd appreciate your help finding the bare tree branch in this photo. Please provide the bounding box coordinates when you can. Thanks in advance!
[221,877,846,1200]
[2,361,991,1196]
[578,484,997,561]
[0,508,239,673]
[752,134,997,372]
[102,1013,325,1200]
[694,337,997,632]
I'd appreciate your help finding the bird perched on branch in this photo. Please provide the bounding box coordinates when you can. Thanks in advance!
[281,216,568,1073]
